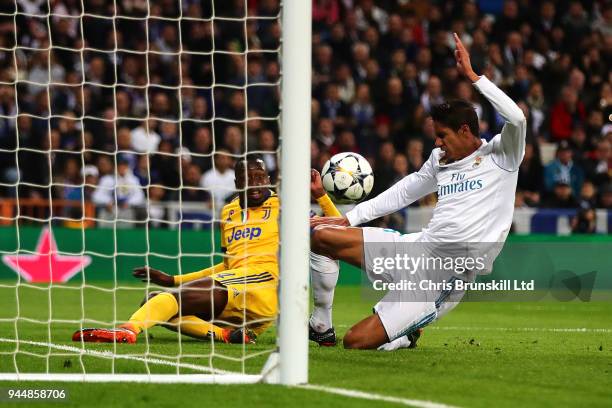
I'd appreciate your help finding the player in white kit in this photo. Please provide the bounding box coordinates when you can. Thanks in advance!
[309,34,526,350]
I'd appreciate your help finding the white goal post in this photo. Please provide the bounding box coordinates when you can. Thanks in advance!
[277,0,311,386]
[0,0,311,385]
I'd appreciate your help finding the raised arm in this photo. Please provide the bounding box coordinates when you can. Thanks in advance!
[454,33,526,171]
[473,76,526,170]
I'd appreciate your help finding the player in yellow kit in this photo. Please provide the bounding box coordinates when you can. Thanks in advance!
[72,156,280,344]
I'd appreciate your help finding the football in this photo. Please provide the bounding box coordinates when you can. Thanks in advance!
[321,152,374,203]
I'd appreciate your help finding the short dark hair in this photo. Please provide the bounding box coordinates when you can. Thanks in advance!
[235,154,266,174]
[431,100,479,137]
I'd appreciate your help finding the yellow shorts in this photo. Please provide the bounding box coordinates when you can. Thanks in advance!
[212,264,278,336]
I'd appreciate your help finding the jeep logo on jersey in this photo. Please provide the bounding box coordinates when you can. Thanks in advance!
[228,227,262,243]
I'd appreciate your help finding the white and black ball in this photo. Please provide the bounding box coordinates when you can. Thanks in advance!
[321,152,374,203]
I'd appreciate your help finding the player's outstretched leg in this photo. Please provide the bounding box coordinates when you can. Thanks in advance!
[344,301,436,350]
[342,314,389,349]
[310,225,364,267]
[72,278,246,344]
[309,251,339,346]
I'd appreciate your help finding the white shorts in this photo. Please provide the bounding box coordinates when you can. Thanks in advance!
[362,227,466,342]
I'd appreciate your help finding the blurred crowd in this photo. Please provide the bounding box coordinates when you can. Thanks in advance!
[0,0,281,220]
[0,0,610,232]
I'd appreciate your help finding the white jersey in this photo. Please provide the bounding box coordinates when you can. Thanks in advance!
[346,75,526,243]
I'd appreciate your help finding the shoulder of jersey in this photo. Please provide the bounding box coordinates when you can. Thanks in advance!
[221,197,241,217]
[265,191,279,207]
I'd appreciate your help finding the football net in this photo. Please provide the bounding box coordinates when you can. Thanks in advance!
[0,0,310,384]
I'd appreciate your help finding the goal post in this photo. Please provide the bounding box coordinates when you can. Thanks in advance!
[0,0,311,385]
[278,0,312,386]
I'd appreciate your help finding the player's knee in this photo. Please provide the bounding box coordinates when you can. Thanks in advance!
[172,282,227,316]
[140,290,163,306]
[311,225,337,257]
[342,329,367,349]
[171,288,203,311]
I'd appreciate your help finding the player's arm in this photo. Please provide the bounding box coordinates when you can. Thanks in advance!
[312,153,438,228]
[172,212,231,285]
[132,262,227,287]
[172,262,226,285]
[311,169,342,217]
[454,33,526,171]
[132,209,231,286]
[344,153,438,226]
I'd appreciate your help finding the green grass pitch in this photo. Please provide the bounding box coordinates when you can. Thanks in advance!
[0,283,610,407]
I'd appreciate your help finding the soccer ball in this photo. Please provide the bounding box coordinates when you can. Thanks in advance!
[322,152,374,203]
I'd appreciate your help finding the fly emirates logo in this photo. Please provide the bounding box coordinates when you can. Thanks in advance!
[437,172,483,198]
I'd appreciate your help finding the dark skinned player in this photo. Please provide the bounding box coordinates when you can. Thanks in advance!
[72,157,278,344]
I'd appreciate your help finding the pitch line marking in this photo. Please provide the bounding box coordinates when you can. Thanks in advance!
[298,384,460,408]
[428,326,612,333]
[336,325,612,333]
[0,338,462,406]
[0,337,233,375]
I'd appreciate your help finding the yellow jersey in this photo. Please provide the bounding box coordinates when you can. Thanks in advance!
[220,191,279,275]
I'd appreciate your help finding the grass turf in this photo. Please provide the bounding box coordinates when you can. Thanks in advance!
[0,283,610,407]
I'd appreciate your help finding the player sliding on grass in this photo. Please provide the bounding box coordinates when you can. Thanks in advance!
[310,33,526,350]
[73,157,280,344]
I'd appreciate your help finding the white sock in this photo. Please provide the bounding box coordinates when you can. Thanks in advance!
[377,336,411,351]
[309,251,339,333]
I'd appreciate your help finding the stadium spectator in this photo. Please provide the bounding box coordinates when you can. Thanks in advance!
[258,129,278,182]
[152,140,180,190]
[584,139,611,188]
[518,143,544,207]
[571,207,597,233]
[329,129,357,156]
[92,155,145,214]
[181,164,209,203]
[54,158,82,201]
[200,150,235,213]
[133,155,155,187]
[315,118,335,149]
[414,76,444,126]
[599,183,612,208]
[406,138,425,173]
[542,178,578,209]
[190,127,213,173]
[351,83,375,129]
[544,141,585,196]
[223,126,244,156]
[549,87,586,141]
[371,141,396,197]
[130,119,160,154]
[578,181,598,210]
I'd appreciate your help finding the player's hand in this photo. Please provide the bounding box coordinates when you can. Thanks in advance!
[310,169,327,199]
[132,266,175,287]
[310,216,350,228]
[453,33,479,82]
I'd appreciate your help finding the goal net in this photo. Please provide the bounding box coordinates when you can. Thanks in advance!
[0,0,310,384]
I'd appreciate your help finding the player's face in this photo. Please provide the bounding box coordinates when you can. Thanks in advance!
[235,165,270,207]
[433,122,473,162]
